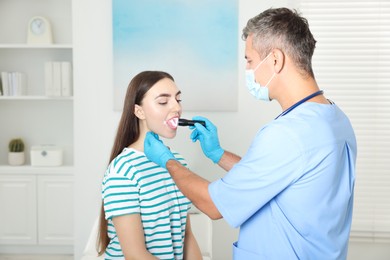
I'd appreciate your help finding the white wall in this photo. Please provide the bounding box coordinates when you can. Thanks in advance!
[73,1,390,260]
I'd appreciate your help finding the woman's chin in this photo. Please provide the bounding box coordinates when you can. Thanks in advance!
[157,130,177,139]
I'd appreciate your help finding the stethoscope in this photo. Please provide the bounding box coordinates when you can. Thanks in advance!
[275,90,324,120]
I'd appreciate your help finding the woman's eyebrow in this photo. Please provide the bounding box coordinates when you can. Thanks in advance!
[155,90,181,99]
[155,93,171,99]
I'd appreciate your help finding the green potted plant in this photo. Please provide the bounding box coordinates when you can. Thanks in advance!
[8,138,25,166]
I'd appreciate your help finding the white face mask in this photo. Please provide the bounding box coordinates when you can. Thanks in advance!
[245,53,276,101]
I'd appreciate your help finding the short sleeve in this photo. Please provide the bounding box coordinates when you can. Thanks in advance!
[209,123,305,228]
[102,173,140,220]
[172,150,188,168]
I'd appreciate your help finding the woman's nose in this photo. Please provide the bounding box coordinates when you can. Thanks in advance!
[172,100,182,112]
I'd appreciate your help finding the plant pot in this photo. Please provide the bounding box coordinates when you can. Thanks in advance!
[8,152,25,166]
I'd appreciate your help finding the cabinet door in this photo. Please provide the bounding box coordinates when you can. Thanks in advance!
[37,175,73,245]
[0,175,37,245]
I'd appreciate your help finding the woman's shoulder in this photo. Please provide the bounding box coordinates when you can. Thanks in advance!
[105,148,148,178]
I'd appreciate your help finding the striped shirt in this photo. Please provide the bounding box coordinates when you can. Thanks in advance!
[102,148,191,260]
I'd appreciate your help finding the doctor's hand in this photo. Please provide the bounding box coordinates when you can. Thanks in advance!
[190,116,224,163]
[144,132,176,169]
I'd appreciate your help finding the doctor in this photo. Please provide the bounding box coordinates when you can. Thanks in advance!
[144,7,357,260]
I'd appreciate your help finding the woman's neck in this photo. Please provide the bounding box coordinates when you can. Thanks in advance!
[128,141,144,152]
[129,130,146,152]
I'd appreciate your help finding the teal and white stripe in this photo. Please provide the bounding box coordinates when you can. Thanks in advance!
[102,148,190,259]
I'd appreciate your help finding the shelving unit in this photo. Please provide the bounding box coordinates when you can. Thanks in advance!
[0,0,74,254]
[0,96,73,101]
[0,165,74,175]
[0,44,72,49]
[0,0,73,167]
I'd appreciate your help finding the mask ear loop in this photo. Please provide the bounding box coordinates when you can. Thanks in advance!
[253,52,273,72]
[264,72,276,88]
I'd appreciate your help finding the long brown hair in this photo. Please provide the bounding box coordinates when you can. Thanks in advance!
[97,71,174,255]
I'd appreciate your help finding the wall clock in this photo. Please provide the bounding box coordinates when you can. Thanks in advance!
[27,16,53,44]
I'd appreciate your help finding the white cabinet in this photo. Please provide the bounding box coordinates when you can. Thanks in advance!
[0,175,37,245]
[0,174,74,250]
[0,0,74,255]
[38,175,74,245]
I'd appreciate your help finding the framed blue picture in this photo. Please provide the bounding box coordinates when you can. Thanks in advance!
[112,0,238,111]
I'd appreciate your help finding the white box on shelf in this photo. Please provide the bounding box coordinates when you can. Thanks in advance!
[30,145,63,167]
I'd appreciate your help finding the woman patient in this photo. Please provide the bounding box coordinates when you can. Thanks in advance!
[97,71,202,259]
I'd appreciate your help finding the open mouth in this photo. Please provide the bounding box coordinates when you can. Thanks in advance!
[166,117,179,129]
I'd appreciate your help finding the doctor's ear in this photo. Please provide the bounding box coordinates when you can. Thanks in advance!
[272,49,285,73]
[134,104,145,120]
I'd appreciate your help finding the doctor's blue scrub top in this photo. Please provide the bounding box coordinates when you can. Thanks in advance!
[209,102,357,260]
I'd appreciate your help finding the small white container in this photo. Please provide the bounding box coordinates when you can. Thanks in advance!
[30,145,63,167]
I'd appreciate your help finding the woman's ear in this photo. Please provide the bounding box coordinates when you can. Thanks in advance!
[272,49,285,74]
[134,104,145,120]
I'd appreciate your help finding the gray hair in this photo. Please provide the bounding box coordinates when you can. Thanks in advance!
[242,7,316,78]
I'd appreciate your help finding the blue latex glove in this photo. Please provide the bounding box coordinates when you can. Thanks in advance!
[144,132,176,169]
[190,116,224,163]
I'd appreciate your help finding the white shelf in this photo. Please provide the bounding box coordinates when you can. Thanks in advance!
[0,0,74,252]
[0,165,74,175]
[0,96,73,101]
[0,44,72,49]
